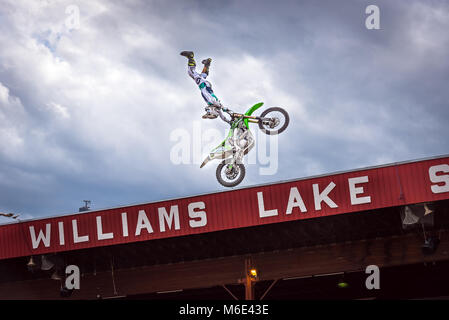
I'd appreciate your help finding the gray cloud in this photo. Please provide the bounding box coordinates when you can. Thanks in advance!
[0,0,448,223]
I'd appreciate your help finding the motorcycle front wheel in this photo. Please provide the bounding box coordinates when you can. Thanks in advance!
[216,161,246,187]
[258,107,290,135]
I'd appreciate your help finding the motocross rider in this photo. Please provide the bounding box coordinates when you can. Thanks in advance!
[180,51,222,119]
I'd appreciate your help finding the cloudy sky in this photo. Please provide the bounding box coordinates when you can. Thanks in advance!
[0,0,448,223]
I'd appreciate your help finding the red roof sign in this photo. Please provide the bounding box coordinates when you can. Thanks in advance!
[1,156,448,260]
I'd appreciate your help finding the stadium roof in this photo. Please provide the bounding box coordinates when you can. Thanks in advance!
[1,154,448,261]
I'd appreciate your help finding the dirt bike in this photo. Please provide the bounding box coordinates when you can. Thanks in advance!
[200,102,289,187]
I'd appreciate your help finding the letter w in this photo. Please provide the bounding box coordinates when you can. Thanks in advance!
[29,224,51,249]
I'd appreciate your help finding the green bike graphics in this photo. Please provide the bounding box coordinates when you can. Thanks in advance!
[200,102,290,187]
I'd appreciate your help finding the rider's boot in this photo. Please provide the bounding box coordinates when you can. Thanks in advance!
[201,58,212,75]
[180,51,196,67]
[202,105,219,119]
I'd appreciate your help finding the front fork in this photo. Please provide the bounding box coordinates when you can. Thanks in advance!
[236,113,279,128]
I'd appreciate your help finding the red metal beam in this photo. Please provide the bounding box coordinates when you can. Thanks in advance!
[0,230,448,299]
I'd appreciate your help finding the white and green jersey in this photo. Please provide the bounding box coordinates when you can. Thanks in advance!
[188,66,221,106]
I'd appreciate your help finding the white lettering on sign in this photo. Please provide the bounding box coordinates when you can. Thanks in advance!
[257,191,279,218]
[72,219,89,243]
[24,161,449,254]
[285,187,307,214]
[135,210,154,236]
[121,212,129,237]
[158,205,180,232]
[313,182,338,210]
[27,201,210,250]
[188,202,207,228]
[29,224,51,249]
[429,164,449,194]
[348,176,372,205]
[96,216,114,240]
[58,221,65,246]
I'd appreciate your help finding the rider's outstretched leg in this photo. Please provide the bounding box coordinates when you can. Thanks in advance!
[201,58,212,75]
[180,51,196,67]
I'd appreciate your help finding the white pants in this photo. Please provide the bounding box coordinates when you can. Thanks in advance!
[188,66,221,107]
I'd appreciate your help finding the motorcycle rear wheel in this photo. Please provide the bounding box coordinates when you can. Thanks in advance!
[216,161,246,187]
